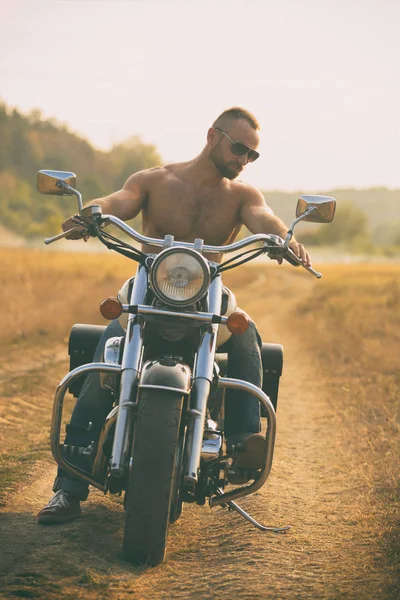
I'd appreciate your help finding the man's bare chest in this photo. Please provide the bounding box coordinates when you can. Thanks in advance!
[143,183,241,244]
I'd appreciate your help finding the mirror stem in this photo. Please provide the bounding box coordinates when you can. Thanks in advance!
[56,181,83,212]
[284,206,317,248]
[284,229,293,247]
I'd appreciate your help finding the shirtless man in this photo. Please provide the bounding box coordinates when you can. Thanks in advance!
[37,107,310,524]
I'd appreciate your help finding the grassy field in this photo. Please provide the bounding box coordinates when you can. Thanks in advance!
[0,248,137,504]
[290,263,400,570]
[0,249,399,593]
[0,248,137,347]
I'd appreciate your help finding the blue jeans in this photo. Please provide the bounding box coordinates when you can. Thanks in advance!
[54,319,263,500]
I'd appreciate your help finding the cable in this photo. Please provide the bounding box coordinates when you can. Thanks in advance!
[215,247,268,274]
[93,225,147,264]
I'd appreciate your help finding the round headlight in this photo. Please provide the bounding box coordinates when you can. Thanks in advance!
[150,248,210,307]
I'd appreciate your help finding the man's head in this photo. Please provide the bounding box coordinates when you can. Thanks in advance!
[208,107,260,180]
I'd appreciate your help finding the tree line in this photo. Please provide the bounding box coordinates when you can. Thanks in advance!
[0,103,161,237]
[0,102,399,253]
[264,190,400,254]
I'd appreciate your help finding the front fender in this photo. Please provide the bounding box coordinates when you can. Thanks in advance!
[139,358,192,395]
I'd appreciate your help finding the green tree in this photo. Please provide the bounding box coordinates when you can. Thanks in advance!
[110,136,162,189]
[0,103,162,236]
[301,202,371,251]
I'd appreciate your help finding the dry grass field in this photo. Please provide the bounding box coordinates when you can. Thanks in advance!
[0,248,134,346]
[0,248,399,598]
[291,264,400,573]
[0,248,136,506]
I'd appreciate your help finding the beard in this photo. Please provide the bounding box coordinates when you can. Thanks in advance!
[210,149,242,180]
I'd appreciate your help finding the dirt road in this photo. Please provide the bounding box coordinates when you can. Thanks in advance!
[0,268,397,599]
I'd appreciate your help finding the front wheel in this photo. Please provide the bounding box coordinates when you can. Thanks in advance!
[123,389,184,565]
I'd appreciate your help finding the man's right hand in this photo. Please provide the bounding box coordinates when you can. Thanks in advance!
[62,215,90,241]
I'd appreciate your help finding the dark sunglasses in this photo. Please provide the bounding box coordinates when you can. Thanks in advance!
[215,127,260,162]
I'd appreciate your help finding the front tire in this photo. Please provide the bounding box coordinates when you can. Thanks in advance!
[123,389,184,565]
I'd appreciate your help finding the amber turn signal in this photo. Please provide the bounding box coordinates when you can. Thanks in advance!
[100,297,123,320]
[226,311,249,334]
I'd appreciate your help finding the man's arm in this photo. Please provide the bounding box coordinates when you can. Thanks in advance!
[239,186,311,266]
[62,169,152,239]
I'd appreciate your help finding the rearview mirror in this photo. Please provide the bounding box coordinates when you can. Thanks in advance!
[296,195,336,223]
[37,170,76,195]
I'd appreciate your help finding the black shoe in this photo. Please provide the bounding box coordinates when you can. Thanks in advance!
[37,490,81,525]
[226,432,265,484]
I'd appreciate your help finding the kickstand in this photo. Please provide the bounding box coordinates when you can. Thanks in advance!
[215,488,291,534]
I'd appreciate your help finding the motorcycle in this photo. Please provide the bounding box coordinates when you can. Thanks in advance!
[37,169,336,565]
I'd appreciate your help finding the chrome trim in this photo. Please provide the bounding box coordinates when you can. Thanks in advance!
[100,336,123,390]
[296,195,336,223]
[80,204,102,221]
[194,276,222,381]
[102,336,122,364]
[120,304,228,325]
[201,434,223,462]
[37,170,76,196]
[184,378,211,486]
[50,362,122,491]
[44,226,83,245]
[92,405,119,480]
[139,384,190,395]
[280,249,322,279]
[286,206,317,237]
[109,264,147,477]
[102,213,283,255]
[210,377,276,508]
[194,238,204,252]
[163,234,174,248]
[184,276,222,485]
[150,247,211,307]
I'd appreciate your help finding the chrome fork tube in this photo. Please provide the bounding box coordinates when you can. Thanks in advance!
[110,264,147,477]
[184,276,222,485]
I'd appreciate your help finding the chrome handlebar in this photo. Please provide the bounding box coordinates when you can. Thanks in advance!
[44,212,322,278]
[104,214,282,254]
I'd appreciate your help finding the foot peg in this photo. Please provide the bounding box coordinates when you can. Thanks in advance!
[215,488,291,534]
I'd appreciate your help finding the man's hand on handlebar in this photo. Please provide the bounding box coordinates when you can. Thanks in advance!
[289,241,312,267]
[62,215,90,241]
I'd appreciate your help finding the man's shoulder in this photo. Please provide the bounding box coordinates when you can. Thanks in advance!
[141,165,170,181]
[124,166,171,189]
[163,161,192,178]
[142,163,188,182]
[228,179,265,204]
[124,163,191,195]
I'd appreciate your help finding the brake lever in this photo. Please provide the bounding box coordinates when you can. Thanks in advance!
[264,243,322,279]
[285,247,322,279]
[44,226,88,245]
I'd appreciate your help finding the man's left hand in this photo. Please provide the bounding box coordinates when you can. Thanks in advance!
[289,241,312,267]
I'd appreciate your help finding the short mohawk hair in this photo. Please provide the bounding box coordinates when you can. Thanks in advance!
[212,107,260,131]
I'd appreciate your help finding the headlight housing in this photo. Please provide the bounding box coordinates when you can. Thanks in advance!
[150,248,210,307]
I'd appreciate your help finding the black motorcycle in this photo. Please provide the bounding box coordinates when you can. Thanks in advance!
[37,169,335,565]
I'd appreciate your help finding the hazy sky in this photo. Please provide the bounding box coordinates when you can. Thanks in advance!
[1,0,399,191]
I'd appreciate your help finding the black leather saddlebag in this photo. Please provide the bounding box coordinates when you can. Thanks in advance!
[215,342,283,413]
[68,324,107,397]
[260,343,283,413]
